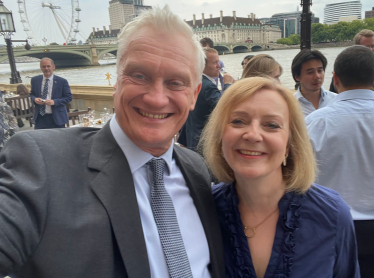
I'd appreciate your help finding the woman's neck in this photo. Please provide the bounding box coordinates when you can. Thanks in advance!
[235,170,286,214]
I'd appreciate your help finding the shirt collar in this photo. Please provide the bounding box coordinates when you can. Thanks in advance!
[294,86,328,100]
[202,74,216,85]
[328,89,374,105]
[109,115,174,175]
[43,74,54,82]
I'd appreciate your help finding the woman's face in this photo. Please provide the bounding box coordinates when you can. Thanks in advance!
[221,89,289,182]
[270,67,281,83]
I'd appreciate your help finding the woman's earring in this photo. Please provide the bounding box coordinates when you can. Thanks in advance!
[283,154,288,167]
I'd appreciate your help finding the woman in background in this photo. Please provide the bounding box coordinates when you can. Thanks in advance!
[242,54,282,83]
[200,77,359,278]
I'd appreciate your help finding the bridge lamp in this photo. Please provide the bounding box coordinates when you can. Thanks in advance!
[0,0,22,84]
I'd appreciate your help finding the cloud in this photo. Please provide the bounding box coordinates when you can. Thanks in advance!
[201,2,210,7]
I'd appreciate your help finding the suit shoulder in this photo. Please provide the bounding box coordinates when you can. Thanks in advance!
[174,145,210,173]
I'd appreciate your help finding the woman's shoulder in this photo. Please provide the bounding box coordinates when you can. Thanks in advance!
[301,183,352,223]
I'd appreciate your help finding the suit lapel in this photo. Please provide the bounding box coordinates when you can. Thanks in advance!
[88,124,151,278]
[173,147,225,278]
[51,75,58,99]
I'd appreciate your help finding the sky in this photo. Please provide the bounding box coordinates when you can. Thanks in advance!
[3,0,373,44]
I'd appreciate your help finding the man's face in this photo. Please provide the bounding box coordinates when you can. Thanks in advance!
[295,59,325,94]
[203,52,220,78]
[242,58,249,69]
[360,36,374,52]
[40,59,55,78]
[114,27,201,156]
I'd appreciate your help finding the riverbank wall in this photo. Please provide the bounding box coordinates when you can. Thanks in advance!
[0,83,114,112]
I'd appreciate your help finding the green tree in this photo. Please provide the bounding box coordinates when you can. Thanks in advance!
[289,34,301,45]
[276,38,292,45]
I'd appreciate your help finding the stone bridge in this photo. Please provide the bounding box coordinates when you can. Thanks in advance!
[214,43,271,55]
[0,44,118,67]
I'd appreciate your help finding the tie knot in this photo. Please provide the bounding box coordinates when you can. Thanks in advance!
[147,158,165,183]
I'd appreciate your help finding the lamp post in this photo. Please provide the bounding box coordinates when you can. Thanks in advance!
[300,0,312,50]
[0,1,29,84]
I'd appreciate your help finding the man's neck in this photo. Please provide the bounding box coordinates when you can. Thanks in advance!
[300,86,321,109]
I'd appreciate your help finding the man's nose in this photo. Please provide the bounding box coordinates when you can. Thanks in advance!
[143,80,169,108]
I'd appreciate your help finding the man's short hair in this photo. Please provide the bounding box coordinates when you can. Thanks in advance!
[353,29,374,45]
[334,45,374,88]
[116,5,205,87]
[40,57,55,66]
[203,47,218,65]
[241,55,254,66]
[199,77,316,193]
[200,37,214,48]
[291,50,327,82]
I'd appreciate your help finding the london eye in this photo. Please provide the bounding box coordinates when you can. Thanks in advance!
[17,0,81,46]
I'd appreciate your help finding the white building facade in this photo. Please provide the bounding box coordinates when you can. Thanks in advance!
[324,1,362,24]
[186,11,281,44]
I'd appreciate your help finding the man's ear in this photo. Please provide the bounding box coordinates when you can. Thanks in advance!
[294,75,301,82]
[333,72,340,88]
[189,83,202,111]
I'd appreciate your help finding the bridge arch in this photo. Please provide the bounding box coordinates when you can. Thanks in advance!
[213,45,230,55]
[97,47,118,60]
[251,45,263,52]
[0,47,94,67]
[232,45,250,53]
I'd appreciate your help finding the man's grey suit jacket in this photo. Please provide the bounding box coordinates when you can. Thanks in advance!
[0,123,225,277]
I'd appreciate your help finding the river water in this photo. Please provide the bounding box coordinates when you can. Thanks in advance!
[0,47,347,90]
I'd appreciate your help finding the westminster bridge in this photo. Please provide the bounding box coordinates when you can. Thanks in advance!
[0,42,276,67]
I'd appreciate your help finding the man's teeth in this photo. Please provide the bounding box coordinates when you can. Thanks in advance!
[239,150,263,155]
[140,110,168,119]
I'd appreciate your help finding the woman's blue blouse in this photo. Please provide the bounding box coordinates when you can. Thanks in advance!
[212,183,360,278]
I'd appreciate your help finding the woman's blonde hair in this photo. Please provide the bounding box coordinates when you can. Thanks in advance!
[199,77,316,193]
[242,54,282,79]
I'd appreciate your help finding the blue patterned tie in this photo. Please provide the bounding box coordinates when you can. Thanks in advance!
[147,158,193,278]
[39,78,49,116]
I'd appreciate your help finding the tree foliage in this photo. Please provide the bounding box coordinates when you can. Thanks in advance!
[276,34,300,45]
[276,20,374,45]
[310,20,374,43]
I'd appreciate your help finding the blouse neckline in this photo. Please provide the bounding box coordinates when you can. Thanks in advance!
[223,183,302,278]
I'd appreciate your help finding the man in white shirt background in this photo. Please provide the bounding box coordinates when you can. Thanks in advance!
[291,49,336,117]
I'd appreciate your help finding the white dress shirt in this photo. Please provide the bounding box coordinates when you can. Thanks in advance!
[41,74,54,114]
[305,89,374,220]
[110,116,211,278]
[294,87,336,117]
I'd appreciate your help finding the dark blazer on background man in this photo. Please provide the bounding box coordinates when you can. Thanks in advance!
[179,75,230,150]
[0,123,225,278]
[30,75,72,126]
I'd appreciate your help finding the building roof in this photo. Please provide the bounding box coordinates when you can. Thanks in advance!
[185,16,262,28]
[88,29,121,40]
[109,0,134,4]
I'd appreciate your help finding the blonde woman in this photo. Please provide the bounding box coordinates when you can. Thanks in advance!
[200,77,359,278]
[242,54,282,83]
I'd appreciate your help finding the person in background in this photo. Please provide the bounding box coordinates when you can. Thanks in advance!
[306,45,374,278]
[15,84,30,128]
[30,58,72,129]
[200,37,225,90]
[0,96,18,151]
[179,47,234,151]
[0,6,225,277]
[291,49,336,117]
[200,77,359,278]
[330,29,374,92]
[241,55,254,69]
[241,54,282,83]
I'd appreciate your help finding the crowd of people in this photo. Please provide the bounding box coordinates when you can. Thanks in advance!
[0,5,373,278]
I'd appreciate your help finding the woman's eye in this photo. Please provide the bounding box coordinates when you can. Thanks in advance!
[230,119,244,125]
[266,122,280,129]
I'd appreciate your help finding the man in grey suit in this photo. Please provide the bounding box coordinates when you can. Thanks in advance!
[0,6,224,278]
